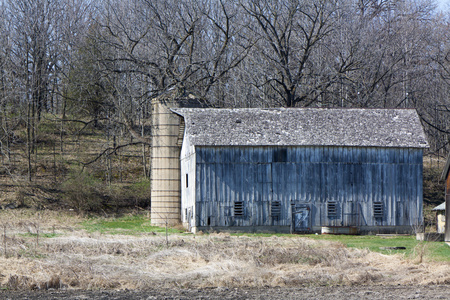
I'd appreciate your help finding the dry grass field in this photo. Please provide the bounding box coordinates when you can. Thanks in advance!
[0,209,449,296]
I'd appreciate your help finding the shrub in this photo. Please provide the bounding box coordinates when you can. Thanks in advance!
[61,172,105,213]
[104,178,151,210]
[129,178,151,207]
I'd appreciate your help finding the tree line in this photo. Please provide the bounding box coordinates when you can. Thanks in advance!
[0,0,449,184]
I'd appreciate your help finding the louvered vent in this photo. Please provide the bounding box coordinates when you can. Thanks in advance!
[271,201,281,219]
[374,202,384,218]
[327,202,337,217]
[234,201,244,217]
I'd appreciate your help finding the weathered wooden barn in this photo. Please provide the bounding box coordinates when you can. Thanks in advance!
[441,153,450,242]
[171,108,428,234]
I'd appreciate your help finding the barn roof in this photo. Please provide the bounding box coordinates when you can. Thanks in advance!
[171,108,429,148]
[433,202,446,211]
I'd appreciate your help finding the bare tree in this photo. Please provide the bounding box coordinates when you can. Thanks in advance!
[5,0,92,181]
[240,0,338,107]
[86,0,251,143]
[0,2,14,165]
[419,8,450,154]
[340,0,436,108]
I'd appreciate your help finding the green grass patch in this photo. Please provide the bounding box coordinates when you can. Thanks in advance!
[19,233,61,238]
[82,214,184,235]
[303,234,450,262]
[231,232,450,262]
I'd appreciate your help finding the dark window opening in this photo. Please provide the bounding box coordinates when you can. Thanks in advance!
[207,217,211,226]
[273,148,287,162]
[185,174,188,188]
[374,202,383,218]
[271,201,281,219]
[327,202,337,217]
[234,201,244,217]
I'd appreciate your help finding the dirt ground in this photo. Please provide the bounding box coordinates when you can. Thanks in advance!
[2,285,450,299]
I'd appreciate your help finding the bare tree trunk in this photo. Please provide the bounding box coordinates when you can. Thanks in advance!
[27,98,33,182]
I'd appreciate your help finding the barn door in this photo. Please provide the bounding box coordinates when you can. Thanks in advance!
[291,206,311,233]
[343,202,357,226]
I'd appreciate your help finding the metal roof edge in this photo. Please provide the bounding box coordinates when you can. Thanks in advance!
[192,144,428,149]
[169,108,184,116]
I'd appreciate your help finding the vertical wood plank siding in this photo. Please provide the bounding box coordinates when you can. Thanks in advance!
[192,146,423,230]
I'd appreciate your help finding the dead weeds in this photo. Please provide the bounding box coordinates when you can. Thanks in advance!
[0,210,449,291]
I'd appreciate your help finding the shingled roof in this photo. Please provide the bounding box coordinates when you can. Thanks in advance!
[171,108,429,148]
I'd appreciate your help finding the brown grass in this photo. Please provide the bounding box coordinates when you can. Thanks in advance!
[1,211,449,291]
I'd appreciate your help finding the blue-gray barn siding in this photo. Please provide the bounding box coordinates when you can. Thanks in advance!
[192,146,423,231]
